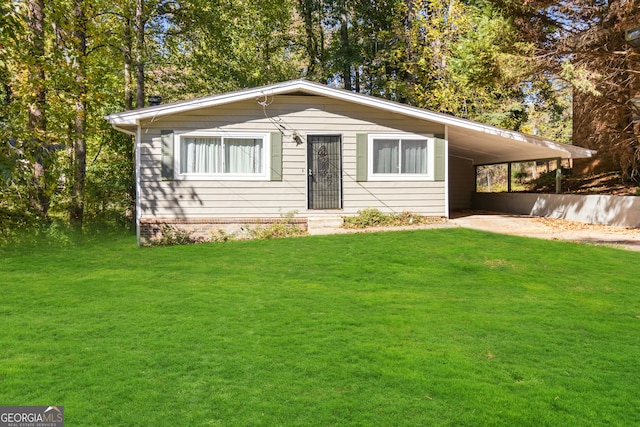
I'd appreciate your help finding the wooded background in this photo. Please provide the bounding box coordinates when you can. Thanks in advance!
[1,0,638,235]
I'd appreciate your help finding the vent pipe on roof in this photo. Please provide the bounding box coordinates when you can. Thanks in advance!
[148,95,162,106]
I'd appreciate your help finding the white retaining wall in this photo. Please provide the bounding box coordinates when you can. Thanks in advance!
[472,193,640,228]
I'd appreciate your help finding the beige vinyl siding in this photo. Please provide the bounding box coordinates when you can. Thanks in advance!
[448,155,475,211]
[138,95,447,220]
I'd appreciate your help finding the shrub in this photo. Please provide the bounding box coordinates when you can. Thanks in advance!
[209,229,237,243]
[149,225,203,246]
[246,211,305,240]
[342,208,444,229]
[342,208,393,228]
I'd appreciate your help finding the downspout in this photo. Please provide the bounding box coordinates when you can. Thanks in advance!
[111,124,136,137]
[110,123,140,244]
[444,126,449,218]
[135,124,142,245]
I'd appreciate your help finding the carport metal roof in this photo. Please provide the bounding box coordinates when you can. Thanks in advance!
[106,79,595,164]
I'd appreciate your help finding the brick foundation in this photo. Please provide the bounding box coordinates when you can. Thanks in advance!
[139,217,309,245]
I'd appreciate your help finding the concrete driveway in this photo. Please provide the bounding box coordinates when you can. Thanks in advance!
[449,211,640,252]
[310,211,640,252]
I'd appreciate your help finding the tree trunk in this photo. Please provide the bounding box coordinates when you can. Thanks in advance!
[70,0,87,230]
[299,0,322,78]
[121,8,136,228]
[123,16,134,110]
[135,0,145,108]
[403,0,417,97]
[264,38,271,81]
[340,11,351,91]
[27,0,49,218]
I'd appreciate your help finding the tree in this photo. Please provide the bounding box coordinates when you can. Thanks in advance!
[134,0,146,108]
[69,0,88,229]
[487,0,640,179]
[309,0,535,133]
[26,0,51,218]
[296,0,327,80]
[143,0,302,100]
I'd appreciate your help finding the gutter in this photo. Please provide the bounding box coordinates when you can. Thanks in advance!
[111,123,136,137]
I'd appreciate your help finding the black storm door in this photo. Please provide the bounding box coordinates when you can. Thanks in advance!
[307,135,342,209]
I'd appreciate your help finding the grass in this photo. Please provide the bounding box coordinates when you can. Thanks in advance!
[1,229,640,426]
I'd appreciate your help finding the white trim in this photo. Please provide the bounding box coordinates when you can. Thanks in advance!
[173,130,270,181]
[444,127,449,218]
[106,81,309,125]
[104,79,594,160]
[367,133,435,181]
[135,126,142,246]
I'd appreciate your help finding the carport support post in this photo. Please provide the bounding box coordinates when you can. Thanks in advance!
[555,158,562,194]
[474,165,478,192]
[507,163,512,192]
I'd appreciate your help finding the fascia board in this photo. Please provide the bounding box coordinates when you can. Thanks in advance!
[105,79,468,126]
[104,79,596,160]
[105,80,313,125]
[285,82,596,159]
[316,88,596,158]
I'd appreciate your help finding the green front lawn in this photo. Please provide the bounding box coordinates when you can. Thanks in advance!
[1,229,639,426]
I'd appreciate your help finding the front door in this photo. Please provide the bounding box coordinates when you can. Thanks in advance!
[307,135,342,209]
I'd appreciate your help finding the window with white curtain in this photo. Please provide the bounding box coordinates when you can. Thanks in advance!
[176,133,267,179]
[368,134,434,180]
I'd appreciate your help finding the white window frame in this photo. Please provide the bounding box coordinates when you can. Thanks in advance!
[367,133,435,181]
[174,130,270,180]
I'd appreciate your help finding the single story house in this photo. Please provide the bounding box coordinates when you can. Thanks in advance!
[106,79,595,244]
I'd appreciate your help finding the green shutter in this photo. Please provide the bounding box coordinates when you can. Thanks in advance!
[356,133,368,182]
[434,137,446,181]
[161,130,174,180]
[270,131,283,181]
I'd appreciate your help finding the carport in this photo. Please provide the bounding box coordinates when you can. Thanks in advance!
[444,118,596,212]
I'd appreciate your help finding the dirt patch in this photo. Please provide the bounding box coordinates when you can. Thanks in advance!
[563,172,639,196]
[528,171,640,196]
[534,216,640,234]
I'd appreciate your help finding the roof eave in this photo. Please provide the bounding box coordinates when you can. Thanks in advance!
[105,79,314,125]
[103,79,470,127]
[104,79,597,162]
